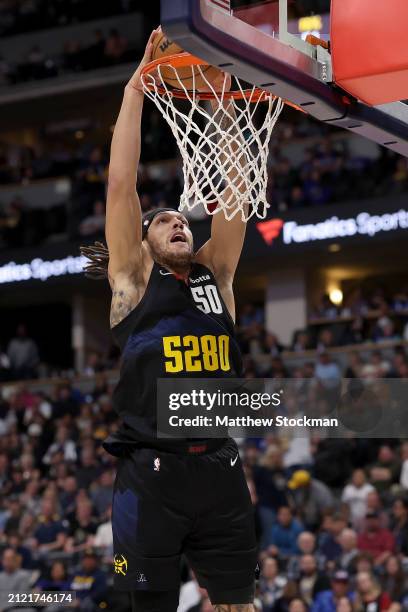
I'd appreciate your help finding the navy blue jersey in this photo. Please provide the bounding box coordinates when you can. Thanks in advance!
[103,262,243,454]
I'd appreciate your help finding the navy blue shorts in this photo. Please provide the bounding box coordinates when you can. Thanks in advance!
[111,438,257,601]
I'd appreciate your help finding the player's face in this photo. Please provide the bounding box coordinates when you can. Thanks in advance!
[147,211,194,268]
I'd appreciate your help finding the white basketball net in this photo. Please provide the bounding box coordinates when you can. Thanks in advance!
[142,62,284,221]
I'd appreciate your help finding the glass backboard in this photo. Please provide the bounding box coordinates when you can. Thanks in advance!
[161,0,408,156]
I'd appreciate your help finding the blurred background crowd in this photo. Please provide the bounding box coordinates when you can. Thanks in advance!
[0,124,407,249]
[1,0,408,611]
[0,354,408,611]
[0,0,139,36]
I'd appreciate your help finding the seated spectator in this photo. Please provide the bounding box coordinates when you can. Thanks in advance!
[3,497,23,535]
[32,498,67,555]
[357,512,395,566]
[263,332,285,357]
[287,532,321,580]
[380,555,408,604]
[238,303,265,355]
[259,556,288,612]
[292,331,311,353]
[297,554,331,606]
[76,447,102,489]
[311,570,354,612]
[104,28,127,63]
[90,470,114,518]
[78,200,105,236]
[341,317,365,346]
[341,469,375,528]
[317,512,347,564]
[0,548,33,611]
[70,549,108,608]
[361,351,391,379]
[391,497,408,557]
[391,351,408,377]
[264,506,304,557]
[399,442,408,490]
[368,445,400,495]
[240,303,265,328]
[353,571,392,612]
[51,383,80,418]
[312,295,338,320]
[303,169,331,205]
[392,287,408,312]
[315,352,341,389]
[253,445,288,543]
[83,350,105,376]
[338,529,359,575]
[275,584,306,612]
[341,288,368,317]
[287,470,334,532]
[56,475,76,516]
[317,329,336,352]
[363,491,390,530]
[65,499,98,555]
[42,425,77,465]
[5,531,33,570]
[36,560,70,591]
[6,323,39,381]
[372,317,401,343]
[288,185,307,208]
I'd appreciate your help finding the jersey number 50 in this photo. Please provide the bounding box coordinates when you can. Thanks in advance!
[163,335,230,373]
[191,285,223,314]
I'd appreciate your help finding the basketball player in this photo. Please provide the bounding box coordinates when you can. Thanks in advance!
[83,29,257,612]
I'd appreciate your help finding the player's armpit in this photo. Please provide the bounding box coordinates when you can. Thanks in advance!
[213,605,255,611]
[109,271,141,328]
[110,288,134,328]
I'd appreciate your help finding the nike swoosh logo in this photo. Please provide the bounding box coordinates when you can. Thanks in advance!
[231,454,238,467]
[159,270,173,276]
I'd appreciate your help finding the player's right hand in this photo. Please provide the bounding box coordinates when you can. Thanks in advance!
[127,27,160,94]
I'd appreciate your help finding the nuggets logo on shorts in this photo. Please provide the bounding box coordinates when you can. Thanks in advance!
[113,554,128,576]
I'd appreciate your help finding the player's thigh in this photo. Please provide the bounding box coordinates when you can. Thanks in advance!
[185,443,258,604]
[112,448,191,591]
[130,589,180,612]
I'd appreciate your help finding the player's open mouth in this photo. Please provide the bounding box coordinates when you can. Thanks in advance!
[170,233,187,243]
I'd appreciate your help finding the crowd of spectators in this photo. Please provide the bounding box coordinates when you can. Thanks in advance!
[1,125,408,250]
[0,27,133,87]
[236,291,408,368]
[0,0,140,37]
[0,336,407,610]
[267,141,408,210]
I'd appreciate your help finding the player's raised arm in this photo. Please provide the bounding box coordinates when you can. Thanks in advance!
[105,29,158,289]
[196,74,248,320]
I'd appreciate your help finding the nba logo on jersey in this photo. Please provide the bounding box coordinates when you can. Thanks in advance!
[154,457,160,471]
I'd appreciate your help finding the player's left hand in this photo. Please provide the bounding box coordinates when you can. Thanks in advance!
[127,27,160,94]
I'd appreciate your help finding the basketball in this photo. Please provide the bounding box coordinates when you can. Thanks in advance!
[152,30,222,90]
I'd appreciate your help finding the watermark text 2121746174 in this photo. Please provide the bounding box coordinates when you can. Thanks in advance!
[4,592,76,607]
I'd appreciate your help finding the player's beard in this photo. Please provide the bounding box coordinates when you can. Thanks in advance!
[148,238,193,274]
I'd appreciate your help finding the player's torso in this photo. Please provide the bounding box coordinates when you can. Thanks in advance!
[109,262,242,442]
